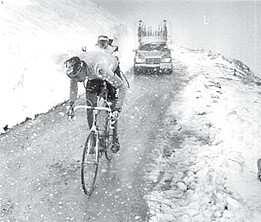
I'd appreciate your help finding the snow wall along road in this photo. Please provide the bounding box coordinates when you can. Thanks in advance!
[0,0,133,133]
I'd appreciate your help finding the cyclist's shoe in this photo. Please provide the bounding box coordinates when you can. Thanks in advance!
[111,137,120,153]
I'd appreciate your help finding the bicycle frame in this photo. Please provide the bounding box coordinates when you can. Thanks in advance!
[74,100,112,153]
[74,81,117,195]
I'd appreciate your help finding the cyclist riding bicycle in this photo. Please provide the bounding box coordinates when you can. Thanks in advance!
[65,35,127,153]
[96,35,122,78]
[96,35,117,53]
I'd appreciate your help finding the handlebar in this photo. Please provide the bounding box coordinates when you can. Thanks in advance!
[74,105,111,112]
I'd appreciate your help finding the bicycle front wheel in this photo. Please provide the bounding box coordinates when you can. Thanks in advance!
[81,132,99,196]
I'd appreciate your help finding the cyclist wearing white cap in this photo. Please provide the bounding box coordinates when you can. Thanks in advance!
[96,35,122,78]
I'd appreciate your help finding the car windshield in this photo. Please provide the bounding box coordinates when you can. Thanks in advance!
[139,43,167,51]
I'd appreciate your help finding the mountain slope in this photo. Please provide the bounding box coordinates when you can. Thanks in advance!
[0,0,123,133]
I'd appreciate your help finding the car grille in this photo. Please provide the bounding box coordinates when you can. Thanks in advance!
[146,58,161,64]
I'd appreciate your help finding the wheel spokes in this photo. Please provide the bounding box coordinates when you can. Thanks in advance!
[81,133,99,196]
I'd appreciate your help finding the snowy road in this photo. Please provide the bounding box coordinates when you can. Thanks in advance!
[1,48,261,222]
[0,64,185,221]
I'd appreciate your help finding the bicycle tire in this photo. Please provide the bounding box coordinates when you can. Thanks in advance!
[81,132,100,196]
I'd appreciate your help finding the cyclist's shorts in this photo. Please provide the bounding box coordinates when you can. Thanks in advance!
[86,79,117,101]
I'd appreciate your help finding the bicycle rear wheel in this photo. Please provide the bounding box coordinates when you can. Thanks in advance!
[81,132,99,196]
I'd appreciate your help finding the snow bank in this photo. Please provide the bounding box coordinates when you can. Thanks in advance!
[0,0,131,133]
[145,48,261,221]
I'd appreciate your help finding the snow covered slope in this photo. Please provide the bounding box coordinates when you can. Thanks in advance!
[0,0,128,133]
[145,48,261,222]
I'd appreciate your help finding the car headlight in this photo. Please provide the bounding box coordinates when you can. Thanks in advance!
[161,57,172,63]
[135,57,146,63]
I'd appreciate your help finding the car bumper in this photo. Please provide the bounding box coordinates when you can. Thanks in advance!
[134,63,173,74]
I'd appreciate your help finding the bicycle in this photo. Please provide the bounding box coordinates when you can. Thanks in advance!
[73,82,116,196]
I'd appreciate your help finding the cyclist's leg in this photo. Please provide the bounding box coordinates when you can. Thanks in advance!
[114,65,121,79]
[111,98,118,140]
[111,115,120,153]
[108,86,120,153]
[85,79,103,129]
[86,91,97,129]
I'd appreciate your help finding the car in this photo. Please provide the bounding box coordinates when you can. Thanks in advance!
[134,41,173,75]
[134,20,173,75]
